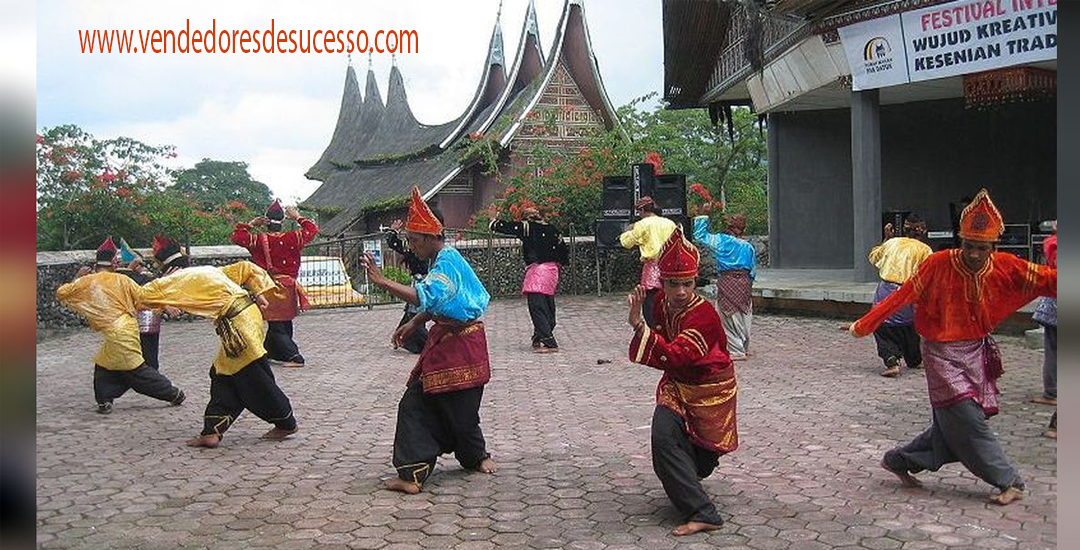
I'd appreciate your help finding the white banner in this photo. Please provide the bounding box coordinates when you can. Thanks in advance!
[838,0,1057,90]
[903,0,1056,82]
[838,14,909,91]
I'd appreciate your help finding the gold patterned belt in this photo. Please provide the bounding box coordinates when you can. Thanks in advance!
[215,295,255,358]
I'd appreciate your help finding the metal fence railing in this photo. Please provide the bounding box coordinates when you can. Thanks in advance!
[300,224,596,310]
[299,224,759,311]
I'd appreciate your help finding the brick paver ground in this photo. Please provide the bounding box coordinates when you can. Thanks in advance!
[36,296,1057,549]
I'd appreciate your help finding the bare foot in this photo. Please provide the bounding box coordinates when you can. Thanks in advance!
[1044,428,1057,439]
[261,427,297,440]
[989,486,1024,505]
[187,434,221,448]
[385,478,421,494]
[880,366,901,378]
[475,457,497,474]
[1031,396,1057,406]
[671,521,722,536]
[881,460,922,488]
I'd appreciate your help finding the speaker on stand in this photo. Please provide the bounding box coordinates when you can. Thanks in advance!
[601,176,634,219]
[882,211,910,240]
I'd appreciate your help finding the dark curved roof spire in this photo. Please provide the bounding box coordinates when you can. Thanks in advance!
[305,63,364,180]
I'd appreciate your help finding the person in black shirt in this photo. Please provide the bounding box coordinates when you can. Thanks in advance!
[384,219,432,354]
[489,207,569,352]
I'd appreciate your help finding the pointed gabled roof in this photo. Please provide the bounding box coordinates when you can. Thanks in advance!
[491,0,626,147]
[305,66,364,181]
[305,0,627,235]
[438,18,510,149]
[458,0,548,141]
[512,0,546,94]
[560,0,624,131]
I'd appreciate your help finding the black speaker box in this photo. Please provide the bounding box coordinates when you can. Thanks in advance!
[653,174,687,217]
[601,176,633,219]
[595,218,631,249]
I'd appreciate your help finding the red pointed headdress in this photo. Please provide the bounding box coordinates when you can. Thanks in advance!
[152,235,184,267]
[404,186,443,236]
[657,226,699,280]
[265,198,285,221]
[95,236,118,266]
[958,188,1004,242]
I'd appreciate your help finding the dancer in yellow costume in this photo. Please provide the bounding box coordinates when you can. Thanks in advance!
[55,237,185,414]
[139,236,298,448]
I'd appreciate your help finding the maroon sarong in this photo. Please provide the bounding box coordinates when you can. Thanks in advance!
[717,269,752,315]
[923,337,1003,416]
[409,319,491,394]
[656,373,739,454]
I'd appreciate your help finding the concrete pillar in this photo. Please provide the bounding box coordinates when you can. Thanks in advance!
[851,89,881,283]
[766,113,780,268]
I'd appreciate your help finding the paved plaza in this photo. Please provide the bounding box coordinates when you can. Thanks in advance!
[36,296,1057,550]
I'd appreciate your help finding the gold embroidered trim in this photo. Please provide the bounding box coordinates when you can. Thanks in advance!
[634,326,653,363]
[420,364,489,393]
[394,462,430,488]
[205,415,233,437]
[681,329,709,356]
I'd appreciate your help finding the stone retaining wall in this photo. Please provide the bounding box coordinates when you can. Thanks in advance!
[37,236,769,330]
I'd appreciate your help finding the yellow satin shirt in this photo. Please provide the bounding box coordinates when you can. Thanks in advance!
[619,215,677,261]
[140,262,277,375]
[868,237,933,284]
[55,271,145,371]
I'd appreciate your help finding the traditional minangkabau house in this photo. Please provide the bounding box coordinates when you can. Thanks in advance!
[304,0,625,236]
[663,0,1056,280]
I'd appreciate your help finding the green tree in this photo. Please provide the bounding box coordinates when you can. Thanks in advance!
[172,159,273,212]
[468,95,769,235]
[36,124,177,250]
[37,125,272,250]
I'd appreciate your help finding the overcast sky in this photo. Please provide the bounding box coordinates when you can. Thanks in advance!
[37,0,663,204]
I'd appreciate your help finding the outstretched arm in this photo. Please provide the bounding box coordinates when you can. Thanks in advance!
[362,252,420,306]
[220,261,278,296]
[850,277,920,337]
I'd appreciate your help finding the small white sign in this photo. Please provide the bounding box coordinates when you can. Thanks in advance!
[363,240,383,268]
[838,14,909,91]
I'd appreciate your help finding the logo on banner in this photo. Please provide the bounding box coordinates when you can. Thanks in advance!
[864,37,892,60]
[862,36,896,73]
